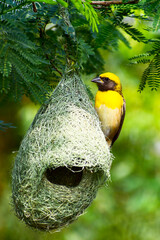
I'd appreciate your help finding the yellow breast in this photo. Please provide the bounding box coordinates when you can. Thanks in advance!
[95,90,124,144]
[95,90,123,109]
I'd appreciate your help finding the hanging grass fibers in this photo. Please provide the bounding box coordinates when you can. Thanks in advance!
[12,71,112,231]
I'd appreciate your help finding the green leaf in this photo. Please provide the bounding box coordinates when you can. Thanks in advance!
[56,0,68,8]
[0,20,51,103]
[119,22,148,43]
[77,38,94,66]
[71,0,99,32]
[153,13,160,31]
[70,0,84,14]
[83,2,99,32]
[29,0,68,8]
[27,0,57,5]
[138,66,150,92]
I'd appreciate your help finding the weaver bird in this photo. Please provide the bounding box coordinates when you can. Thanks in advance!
[92,72,125,147]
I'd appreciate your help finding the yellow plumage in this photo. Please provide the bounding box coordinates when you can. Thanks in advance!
[95,90,123,109]
[92,72,125,147]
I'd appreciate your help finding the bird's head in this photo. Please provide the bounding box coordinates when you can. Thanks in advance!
[92,72,122,93]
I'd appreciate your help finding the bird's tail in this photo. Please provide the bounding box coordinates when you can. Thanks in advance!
[106,138,112,148]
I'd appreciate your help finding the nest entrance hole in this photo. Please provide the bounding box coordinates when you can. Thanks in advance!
[45,166,83,187]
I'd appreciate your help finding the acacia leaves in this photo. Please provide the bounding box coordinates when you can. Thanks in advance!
[29,0,100,32]
[130,41,160,91]
[1,0,160,104]
[0,20,51,103]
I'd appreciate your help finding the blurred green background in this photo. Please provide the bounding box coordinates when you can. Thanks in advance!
[0,33,160,240]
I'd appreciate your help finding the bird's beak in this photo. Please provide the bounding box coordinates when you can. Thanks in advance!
[91,77,103,84]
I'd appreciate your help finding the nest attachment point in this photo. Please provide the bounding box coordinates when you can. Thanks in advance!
[12,72,112,231]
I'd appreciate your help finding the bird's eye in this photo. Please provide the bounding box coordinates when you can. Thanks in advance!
[101,77,109,82]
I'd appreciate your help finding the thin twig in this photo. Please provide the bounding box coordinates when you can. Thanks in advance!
[46,55,62,76]
[32,2,37,13]
[50,60,62,76]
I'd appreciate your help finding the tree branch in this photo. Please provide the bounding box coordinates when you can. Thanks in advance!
[50,60,62,76]
[32,2,37,12]
[45,54,62,76]
[90,0,139,7]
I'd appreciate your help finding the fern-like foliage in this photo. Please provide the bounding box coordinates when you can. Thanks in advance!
[140,0,160,31]
[129,40,160,91]
[29,0,100,32]
[117,22,148,43]
[0,0,160,105]
[0,20,51,103]
[78,0,99,32]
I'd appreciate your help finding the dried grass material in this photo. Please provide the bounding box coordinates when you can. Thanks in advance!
[12,72,112,231]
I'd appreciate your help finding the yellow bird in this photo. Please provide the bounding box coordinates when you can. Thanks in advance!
[92,72,125,147]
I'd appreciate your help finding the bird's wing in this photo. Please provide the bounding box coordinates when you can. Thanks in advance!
[111,98,126,147]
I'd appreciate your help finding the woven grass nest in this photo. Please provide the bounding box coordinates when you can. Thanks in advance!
[12,71,112,231]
